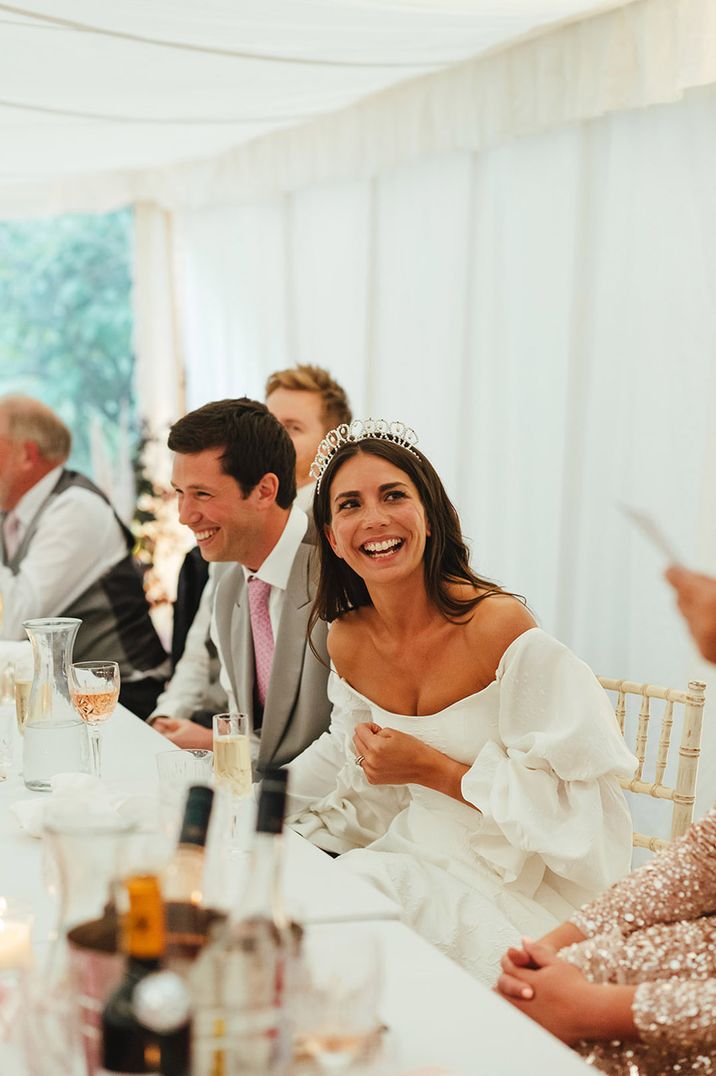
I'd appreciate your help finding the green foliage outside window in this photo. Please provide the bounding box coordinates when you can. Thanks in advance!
[0,208,136,475]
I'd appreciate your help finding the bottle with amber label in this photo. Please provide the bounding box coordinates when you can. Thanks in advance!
[100,875,190,1075]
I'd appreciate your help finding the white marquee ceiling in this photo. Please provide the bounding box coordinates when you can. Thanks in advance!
[0,0,630,204]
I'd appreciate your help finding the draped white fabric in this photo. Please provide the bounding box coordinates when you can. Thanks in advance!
[132,203,186,484]
[0,0,629,218]
[168,82,716,825]
[3,0,716,218]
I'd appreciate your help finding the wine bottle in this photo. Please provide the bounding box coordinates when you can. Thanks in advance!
[163,785,214,904]
[190,768,293,1076]
[100,875,190,1076]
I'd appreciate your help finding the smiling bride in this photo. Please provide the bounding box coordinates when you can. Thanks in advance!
[286,420,637,984]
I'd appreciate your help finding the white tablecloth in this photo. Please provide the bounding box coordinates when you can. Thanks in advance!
[0,704,590,1075]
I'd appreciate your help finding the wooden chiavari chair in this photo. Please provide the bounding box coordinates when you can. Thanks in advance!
[598,677,706,851]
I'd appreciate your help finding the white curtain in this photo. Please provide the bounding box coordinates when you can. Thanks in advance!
[171,81,716,826]
[133,202,186,485]
[7,0,716,219]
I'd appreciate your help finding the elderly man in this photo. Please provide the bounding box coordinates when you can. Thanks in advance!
[158,398,331,774]
[0,395,168,717]
[153,364,352,743]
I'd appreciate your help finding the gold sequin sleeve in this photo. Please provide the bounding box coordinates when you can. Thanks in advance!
[563,915,716,985]
[571,806,716,938]
[633,977,716,1053]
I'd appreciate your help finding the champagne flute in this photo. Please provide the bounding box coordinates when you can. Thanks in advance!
[212,712,252,847]
[212,713,252,799]
[14,678,31,736]
[70,661,120,779]
[13,655,34,736]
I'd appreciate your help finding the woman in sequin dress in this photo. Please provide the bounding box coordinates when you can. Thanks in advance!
[497,807,716,1072]
[497,564,716,1073]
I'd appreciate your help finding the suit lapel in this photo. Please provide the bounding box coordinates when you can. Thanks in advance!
[213,564,255,726]
[257,543,313,769]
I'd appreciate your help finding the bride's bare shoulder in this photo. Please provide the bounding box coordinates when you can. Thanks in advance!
[464,590,537,666]
[327,608,371,669]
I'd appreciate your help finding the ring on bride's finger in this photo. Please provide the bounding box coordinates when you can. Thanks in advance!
[355,754,365,767]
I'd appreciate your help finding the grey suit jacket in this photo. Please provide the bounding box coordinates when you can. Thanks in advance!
[211,536,331,777]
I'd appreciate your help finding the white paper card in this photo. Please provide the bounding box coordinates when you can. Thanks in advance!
[619,504,681,565]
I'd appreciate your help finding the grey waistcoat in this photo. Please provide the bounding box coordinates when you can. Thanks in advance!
[1,469,167,678]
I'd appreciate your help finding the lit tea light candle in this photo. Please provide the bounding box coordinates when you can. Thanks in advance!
[0,899,33,971]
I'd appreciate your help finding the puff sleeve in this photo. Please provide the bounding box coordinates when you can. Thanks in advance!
[460,630,637,898]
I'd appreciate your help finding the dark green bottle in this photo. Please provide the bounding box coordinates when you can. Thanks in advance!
[101,875,190,1075]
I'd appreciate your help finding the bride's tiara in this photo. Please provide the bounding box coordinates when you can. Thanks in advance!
[310,418,420,491]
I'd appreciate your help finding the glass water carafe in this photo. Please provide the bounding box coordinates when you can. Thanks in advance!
[25,811,137,1076]
[22,618,88,791]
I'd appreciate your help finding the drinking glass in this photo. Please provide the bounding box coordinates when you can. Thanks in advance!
[13,655,33,737]
[156,749,214,803]
[0,899,33,975]
[212,713,252,799]
[0,661,15,778]
[0,901,34,1073]
[37,812,135,1076]
[293,923,385,1071]
[0,659,13,705]
[156,749,214,843]
[70,661,120,779]
[0,701,14,780]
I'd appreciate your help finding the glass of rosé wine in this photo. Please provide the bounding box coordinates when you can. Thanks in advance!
[70,661,120,778]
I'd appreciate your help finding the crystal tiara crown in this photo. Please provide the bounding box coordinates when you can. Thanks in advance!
[310,418,420,491]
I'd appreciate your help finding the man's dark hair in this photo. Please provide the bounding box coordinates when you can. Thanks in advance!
[168,398,297,509]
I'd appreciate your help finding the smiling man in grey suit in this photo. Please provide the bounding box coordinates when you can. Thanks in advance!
[165,397,331,776]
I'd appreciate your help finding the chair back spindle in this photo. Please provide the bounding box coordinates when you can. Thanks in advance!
[598,677,706,852]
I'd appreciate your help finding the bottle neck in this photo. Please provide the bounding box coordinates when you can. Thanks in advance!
[175,841,204,857]
[122,876,165,961]
[231,831,287,930]
[178,786,213,848]
[126,955,161,978]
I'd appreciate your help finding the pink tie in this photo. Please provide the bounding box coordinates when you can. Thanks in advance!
[3,512,20,560]
[247,576,275,707]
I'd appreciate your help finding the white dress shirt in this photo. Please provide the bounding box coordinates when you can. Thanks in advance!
[240,503,309,638]
[0,467,128,640]
[211,504,309,716]
[149,567,227,721]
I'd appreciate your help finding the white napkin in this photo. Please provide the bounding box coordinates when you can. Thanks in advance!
[10,772,123,838]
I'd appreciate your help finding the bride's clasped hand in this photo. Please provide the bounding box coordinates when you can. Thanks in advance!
[352,721,472,799]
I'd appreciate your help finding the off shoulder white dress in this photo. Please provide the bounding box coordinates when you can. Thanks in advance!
[287,628,637,984]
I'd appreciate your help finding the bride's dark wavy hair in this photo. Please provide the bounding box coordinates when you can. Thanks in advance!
[308,439,516,641]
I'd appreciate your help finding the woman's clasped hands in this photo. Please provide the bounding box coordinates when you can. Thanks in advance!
[496,938,638,1046]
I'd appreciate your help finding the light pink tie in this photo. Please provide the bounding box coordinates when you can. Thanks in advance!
[3,512,20,560]
[248,576,275,707]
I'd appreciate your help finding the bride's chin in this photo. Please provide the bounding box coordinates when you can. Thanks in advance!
[356,557,419,584]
